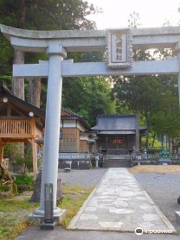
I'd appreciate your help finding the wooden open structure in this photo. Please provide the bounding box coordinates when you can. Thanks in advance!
[0,83,45,179]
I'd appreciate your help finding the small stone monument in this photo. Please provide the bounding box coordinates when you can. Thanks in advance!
[31,169,62,203]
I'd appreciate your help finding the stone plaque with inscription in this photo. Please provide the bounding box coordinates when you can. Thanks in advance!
[106,28,133,68]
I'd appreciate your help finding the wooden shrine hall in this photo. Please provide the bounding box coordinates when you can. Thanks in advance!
[0,83,45,179]
[92,114,147,155]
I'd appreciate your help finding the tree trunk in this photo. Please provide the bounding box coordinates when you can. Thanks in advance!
[169,137,173,152]
[166,135,168,150]
[145,114,149,148]
[12,50,25,158]
[10,0,26,168]
[12,0,25,99]
[19,0,25,28]
[152,134,156,148]
[161,135,164,148]
[12,50,25,100]
[29,78,41,107]
[28,78,41,180]
[145,129,149,149]
[0,162,15,184]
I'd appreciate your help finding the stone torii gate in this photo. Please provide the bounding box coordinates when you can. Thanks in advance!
[1,24,180,220]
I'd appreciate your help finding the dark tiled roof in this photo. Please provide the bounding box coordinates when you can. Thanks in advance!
[0,82,13,95]
[61,115,90,130]
[0,83,90,129]
[92,114,147,133]
[0,82,45,119]
[61,107,83,118]
[61,108,90,130]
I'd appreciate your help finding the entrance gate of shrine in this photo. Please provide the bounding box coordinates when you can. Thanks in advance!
[1,24,180,220]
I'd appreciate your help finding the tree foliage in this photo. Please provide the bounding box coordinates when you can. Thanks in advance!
[111,12,180,148]
[0,0,116,126]
[0,0,98,73]
[63,77,116,125]
[0,0,97,30]
[0,5,180,142]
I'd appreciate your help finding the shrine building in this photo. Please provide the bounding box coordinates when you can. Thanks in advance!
[92,114,147,155]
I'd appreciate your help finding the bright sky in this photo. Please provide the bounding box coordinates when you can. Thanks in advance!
[87,0,180,29]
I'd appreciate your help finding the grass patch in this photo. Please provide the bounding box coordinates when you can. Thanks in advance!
[59,184,94,227]
[0,199,38,240]
[0,183,94,239]
[0,219,31,240]
[0,199,37,213]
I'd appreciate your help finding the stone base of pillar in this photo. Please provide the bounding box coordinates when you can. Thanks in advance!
[28,207,66,224]
[40,222,56,230]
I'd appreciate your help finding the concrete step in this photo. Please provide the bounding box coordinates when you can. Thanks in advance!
[103,159,131,168]
[105,154,130,160]
[107,150,129,155]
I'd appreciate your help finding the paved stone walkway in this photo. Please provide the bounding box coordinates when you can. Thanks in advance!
[68,168,176,233]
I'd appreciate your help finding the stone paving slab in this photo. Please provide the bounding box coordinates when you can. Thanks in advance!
[68,168,177,233]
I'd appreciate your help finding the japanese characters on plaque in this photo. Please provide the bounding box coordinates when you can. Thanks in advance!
[110,138,126,145]
[106,29,133,69]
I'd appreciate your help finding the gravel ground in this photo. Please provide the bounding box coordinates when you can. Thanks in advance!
[134,173,180,231]
[58,168,107,188]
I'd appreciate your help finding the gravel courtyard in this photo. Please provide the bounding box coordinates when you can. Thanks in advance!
[58,168,107,188]
[134,173,180,231]
[58,168,180,231]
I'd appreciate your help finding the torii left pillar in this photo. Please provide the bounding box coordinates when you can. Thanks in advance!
[32,44,67,220]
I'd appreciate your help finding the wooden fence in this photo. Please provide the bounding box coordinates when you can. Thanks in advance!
[0,119,33,138]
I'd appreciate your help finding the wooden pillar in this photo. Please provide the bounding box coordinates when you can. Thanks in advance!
[0,139,4,163]
[135,113,140,151]
[127,135,129,152]
[31,118,38,179]
[32,139,38,180]
[106,136,108,153]
[140,136,142,149]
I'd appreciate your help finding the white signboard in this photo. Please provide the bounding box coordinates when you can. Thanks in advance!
[106,29,133,69]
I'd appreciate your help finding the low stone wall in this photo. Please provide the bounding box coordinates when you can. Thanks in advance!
[131,159,180,166]
[58,153,93,169]
[58,160,92,169]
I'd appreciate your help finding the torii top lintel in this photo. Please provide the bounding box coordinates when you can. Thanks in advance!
[1,24,180,53]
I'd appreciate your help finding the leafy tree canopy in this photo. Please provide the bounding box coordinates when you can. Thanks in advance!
[62,77,116,125]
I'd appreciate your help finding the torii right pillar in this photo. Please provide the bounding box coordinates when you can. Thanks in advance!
[174,42,180,224]
[176,42,180,115]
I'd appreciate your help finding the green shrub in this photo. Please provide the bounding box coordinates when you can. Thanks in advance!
[14,174,33,189]
[10,183,18,194]
[4,143,33,174]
